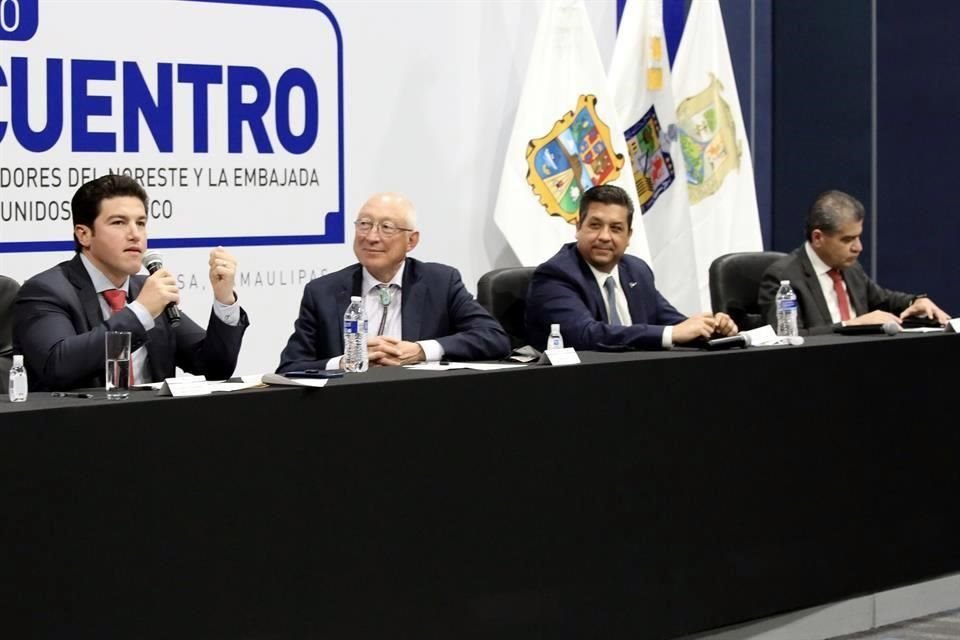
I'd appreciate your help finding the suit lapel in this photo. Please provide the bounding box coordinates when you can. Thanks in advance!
[620,262,645,323]
[63,255,104,330]
[798,249,832,325]
[400,259,424,341]
[843,269,868,315]
[330,266,362,351]
[571,248,607,321]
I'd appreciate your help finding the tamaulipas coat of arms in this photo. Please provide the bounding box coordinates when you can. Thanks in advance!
[676,73,741,204]
[625,105,676,213]
[525,95,624,224]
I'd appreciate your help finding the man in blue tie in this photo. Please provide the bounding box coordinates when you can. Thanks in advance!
[277,192,509,371]
[525,184,737,351]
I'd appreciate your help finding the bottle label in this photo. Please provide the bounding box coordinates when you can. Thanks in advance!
[777,299,798,311]
[343,319,358,333]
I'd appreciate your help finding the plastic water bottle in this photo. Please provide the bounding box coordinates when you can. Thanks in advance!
[775,280,799,337]
[8,354,28,402]
[342,296,369,372]
[547,323,564,350]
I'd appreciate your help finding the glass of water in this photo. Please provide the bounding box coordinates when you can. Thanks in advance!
[105,331,132,400]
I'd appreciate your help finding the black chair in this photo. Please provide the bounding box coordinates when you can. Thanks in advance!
[0,275,20,394]
[476,267,536,349]
[708,252,786,331]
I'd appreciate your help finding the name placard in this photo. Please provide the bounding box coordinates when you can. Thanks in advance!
[157,375,211,397]
[545,347,581,366]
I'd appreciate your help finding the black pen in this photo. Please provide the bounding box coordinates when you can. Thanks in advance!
[50,392,95,399]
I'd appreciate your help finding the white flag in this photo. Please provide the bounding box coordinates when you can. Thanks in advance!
[493,0,651,267]
[672,0,763,310]
[609,0,701,315]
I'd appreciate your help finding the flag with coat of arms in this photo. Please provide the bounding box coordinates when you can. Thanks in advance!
[493,0,651,267]
[609,0,701,316]
[671,0,763,311]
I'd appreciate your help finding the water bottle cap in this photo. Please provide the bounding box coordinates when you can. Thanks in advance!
[780,280,790,286]
[349,295,362,302]
[12,354,23,366]
[550,323,560,333]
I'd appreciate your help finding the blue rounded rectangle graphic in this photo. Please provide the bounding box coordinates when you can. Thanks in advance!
[0,0,345,253]
[0,0,39,41]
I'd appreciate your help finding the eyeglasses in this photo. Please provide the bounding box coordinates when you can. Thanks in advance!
[354,219,414,238]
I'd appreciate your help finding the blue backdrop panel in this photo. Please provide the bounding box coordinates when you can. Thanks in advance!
[772,0,873,271]
[877,0,959,313]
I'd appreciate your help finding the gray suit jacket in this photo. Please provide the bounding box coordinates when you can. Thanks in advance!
[13,254,248,390]
[758,245,914,335]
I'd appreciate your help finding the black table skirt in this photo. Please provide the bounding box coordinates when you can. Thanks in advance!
[1,333,957,639]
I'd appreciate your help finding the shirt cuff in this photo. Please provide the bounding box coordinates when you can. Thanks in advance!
[418,340,444,362]
[213,299,241,326]
[128,300,155,331]
[326,356,343,370]
[661,326,674,349]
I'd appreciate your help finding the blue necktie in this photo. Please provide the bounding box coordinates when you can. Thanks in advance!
[603,276,622,326]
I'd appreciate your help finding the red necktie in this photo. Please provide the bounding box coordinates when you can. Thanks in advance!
[827,269,852,322]
[102,289,127,315]
[102,289,135,385]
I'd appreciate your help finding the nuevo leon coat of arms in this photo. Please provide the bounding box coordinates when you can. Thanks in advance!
[525,95,624,224]
[676,73,741,204]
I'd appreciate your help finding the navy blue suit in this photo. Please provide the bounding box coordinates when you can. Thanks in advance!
[525,243,686,351]
[277,258,510,372]
[13,254,248,391]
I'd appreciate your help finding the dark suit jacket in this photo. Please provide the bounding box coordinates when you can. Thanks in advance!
[276,258,510,372]
[525,243,686,351]
[13,254,249,391]
[758,244,915,335]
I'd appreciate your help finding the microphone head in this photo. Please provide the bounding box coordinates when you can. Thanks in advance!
[141,250,163,269]
[882,322,901,335]
[740,333,752,347]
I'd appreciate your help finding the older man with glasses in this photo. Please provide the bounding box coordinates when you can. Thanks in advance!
[277,192,510,371]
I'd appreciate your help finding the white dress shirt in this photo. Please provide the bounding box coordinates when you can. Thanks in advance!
[585,261,673,348]
[80,254,240,383]
[325,263,444,369]
[803,242,857,324]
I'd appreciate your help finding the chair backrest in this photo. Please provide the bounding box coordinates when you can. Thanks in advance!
[0,275,20,394]
[476,267,536,349]
[708,252,787,330]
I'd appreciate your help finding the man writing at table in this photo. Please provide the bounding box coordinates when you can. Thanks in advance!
[525,184,738,351]
[277,192,509,371]
[758,190,950,335]
[13,175,249,391]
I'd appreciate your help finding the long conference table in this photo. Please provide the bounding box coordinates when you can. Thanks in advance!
[1,332,958,639]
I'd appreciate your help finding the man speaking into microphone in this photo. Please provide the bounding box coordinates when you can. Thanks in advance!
[13,175,249,391]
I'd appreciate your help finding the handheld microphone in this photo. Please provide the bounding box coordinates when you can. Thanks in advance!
[882,321,901,335]
[704,333,752,350]
[141,250,181,325]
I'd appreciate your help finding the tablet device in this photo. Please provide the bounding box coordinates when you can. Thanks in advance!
[901,315,942,329]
